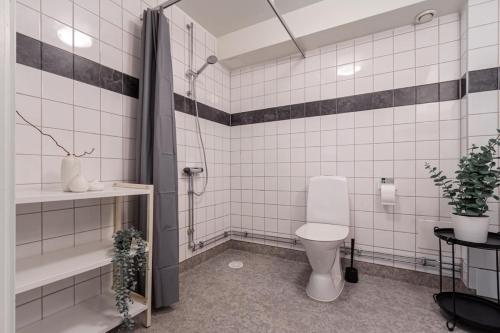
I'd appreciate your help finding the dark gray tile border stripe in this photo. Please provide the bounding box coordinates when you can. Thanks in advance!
[173,93,231,126]
[18,33,499,127]
[373,90,394,109]
[416,83,439,104]
[337,95,357,113]
[123,73,140,98]
[41,43,73,79]
[460,74,466,99]
[320,98,336,115]
[290,103,304,119]
[74,54,100,86]
[440,80,460,101]
[16,33,41,69]
[468,67,498,93]
[16,32,138,99]
[394,86,415,106]
[100,66,123,95]
[277,105,291,119]
[15,33,227,123]
[231,80,461,126]
[305,101,320,117]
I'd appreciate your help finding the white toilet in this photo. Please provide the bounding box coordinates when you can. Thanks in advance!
[295,176,350,302]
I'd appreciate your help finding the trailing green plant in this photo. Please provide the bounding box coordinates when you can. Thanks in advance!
[425,130,500,217]
[112,228,147,330]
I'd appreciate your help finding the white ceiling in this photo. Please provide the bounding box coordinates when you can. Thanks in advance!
[176,0,466,69]
[177,0,325,37]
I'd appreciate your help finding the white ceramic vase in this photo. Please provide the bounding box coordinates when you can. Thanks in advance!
[452,214,490,243]
[61,155,81,192]
[68,174,89,193]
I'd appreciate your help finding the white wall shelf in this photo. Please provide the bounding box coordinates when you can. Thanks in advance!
[16,186,151,204]
[15,183,155,331]
[17,293,147,333]
[16,240,113,294]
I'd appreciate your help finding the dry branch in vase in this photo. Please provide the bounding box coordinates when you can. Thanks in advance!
[16,110,100,192]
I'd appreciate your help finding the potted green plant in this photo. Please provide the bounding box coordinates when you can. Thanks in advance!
[112,228,147,330]
[425,131,500,243]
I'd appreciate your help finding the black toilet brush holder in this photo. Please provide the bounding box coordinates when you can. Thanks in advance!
[345,238,358,283]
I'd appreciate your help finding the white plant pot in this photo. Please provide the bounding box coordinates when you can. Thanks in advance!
[452,214,490,243]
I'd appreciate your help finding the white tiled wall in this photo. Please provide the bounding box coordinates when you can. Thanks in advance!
[464,0,500,296]
[15,0,147,328]
[229,13,466,272]
[466,0,500,71]
[163,5,232,261]
[15,0,226,327]
[15,1,231,327]
[466,0,500,148]
[167,5,231,112]
[230,14,460,114]
[15,0,500,324]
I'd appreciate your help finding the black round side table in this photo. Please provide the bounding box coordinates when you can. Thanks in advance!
[433,227,500,332]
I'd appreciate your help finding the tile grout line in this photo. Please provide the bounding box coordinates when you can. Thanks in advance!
[413,20,418,267]
[72,0,77,309]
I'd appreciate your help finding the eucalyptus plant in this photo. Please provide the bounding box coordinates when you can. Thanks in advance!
[425,130,500,217]
[112,228,147,330]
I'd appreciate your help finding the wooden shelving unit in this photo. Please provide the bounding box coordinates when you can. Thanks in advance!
[15,183,154,332]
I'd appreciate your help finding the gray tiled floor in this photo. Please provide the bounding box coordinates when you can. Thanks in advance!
[134,249,473,333]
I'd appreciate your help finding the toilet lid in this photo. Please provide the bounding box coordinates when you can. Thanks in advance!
[295,223,349,242]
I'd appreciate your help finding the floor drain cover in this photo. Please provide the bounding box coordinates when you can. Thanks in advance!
[228,260,243,269]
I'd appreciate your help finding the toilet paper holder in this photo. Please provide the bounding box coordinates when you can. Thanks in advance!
[379,178,397,206]
[379,177,394,187]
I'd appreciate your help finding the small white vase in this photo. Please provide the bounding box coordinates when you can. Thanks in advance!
[452,214,490,243]
[61,155,81,192]
[68,174,89,193]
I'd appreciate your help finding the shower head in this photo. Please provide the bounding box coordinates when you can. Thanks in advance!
[206,55,218,64]
[195,55,218,76]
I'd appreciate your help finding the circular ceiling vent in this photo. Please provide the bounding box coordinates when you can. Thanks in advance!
[415,9,436,25]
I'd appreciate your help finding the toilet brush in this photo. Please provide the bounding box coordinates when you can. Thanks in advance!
[345,238,358,283]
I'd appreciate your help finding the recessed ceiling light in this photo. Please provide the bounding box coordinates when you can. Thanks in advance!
[415,9,436,25]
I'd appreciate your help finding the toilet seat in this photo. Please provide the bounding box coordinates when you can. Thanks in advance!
[295,223,349,242]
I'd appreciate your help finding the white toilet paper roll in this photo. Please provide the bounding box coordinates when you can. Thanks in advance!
[380,183,396,206]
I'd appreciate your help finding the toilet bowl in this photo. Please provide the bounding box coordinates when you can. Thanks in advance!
[295,176,350,302]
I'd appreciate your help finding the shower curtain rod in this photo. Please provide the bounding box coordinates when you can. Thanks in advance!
[265,0,306,58]
[156,0,183,11]
[144,0,307,58]
[140,0,182,20]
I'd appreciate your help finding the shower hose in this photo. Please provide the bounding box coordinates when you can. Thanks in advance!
[191,78,208,197]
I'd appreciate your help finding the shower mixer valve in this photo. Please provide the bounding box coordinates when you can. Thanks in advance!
[183,167,204,175]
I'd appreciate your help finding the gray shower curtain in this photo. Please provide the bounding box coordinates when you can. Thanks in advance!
[136,8,179,308]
